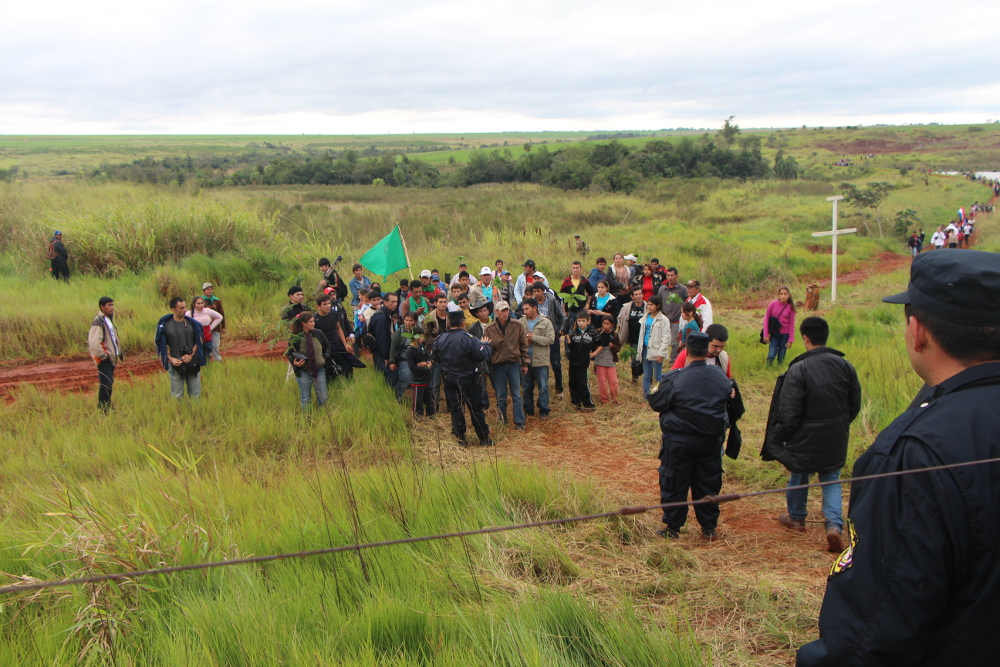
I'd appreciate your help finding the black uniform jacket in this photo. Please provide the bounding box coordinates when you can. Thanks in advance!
[431,329,491,381]
[762,347,862,473]
[648,360,731,442]
[798,362,1000,666]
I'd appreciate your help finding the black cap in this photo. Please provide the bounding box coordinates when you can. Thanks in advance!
[523,259,536,268]
[686,331,710,356]
[883,250,1000,326]
[288,285,303,296]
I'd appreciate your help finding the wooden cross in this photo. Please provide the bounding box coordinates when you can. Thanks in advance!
[812,196,857,304]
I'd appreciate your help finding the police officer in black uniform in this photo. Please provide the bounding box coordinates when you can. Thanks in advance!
[431,306,493,447]
[799,250,1000,666]
[648,332,733,541]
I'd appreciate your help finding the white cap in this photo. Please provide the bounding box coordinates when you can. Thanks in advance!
[624,254,638,262]
[419,269,432,278]
[495,300,510,311]
[480,266,492,276]
[446,302,463,313]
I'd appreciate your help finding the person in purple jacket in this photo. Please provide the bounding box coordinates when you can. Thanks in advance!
[763,286,796,366]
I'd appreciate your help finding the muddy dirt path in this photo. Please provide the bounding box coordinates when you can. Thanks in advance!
[0,340,283,402]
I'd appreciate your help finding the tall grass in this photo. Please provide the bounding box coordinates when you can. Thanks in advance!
[0,359,702,666]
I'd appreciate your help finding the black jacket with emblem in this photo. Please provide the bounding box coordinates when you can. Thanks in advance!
[431,328,492,381]
[762,347,861,473]
[648,360,732,440]
[798,362,1000,666]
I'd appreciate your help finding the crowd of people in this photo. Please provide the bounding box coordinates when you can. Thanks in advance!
[907,203,983,256]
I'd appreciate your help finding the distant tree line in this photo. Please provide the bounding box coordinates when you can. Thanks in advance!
[84,131,801,192]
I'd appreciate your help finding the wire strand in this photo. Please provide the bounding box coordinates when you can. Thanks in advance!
[3,455,998,595]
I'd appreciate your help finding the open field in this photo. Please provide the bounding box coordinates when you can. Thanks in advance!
[0,125,998,665]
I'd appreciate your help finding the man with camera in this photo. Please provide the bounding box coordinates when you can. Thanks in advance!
[154,297,206,400]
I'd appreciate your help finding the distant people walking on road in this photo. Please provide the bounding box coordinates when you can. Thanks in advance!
[88,296,123,413]
[187,296,223,364]
[649,332,733,542]
[202,283,225,362]
[286,312,329,412]
[762,316,862,553]
[931,226,946,250]
[763,287,796,367]
[47,230,69,281]
[155,297,205,401]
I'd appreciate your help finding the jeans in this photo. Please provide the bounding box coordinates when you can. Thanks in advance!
[641,348,663,399]
[549,341,563,393]
[767,333,790,366]
[97,359,115,412]
[168,367,201,400]
[492,362,525,425]
[203,339,214,364]
[786,470,843,531]
[394,360,412,400]
[210,331,222,362]
[522,365,550,415]
[295,369,327,412]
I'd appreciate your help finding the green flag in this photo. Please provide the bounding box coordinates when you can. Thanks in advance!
[359,225,410,278]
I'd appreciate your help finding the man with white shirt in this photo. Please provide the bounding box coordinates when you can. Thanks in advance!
[685,280,713,329]
[88,296,124,413]
[514,259,549,305]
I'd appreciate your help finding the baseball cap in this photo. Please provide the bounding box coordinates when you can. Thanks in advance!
[431,276,440,282]
[495,300,511,311]
[883,250,1000,326]
[685,280,701,288]
[480,266,492,276]
[624,254,637,262]
[54,230,62,235]
[288,285,303,296]
[686,332,710,356]
[446,302,463,313]
[523,259,536,268]
[420,269,432,278]
[202,282,213,290]
[458,262,467,268]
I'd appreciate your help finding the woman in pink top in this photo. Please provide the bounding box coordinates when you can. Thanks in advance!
[187,296,224,363]
[763,286,795,366]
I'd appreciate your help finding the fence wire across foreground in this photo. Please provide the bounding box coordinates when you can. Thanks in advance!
[3,456,999,595]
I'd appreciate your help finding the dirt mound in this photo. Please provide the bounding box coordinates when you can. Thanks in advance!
[0,340,282,402]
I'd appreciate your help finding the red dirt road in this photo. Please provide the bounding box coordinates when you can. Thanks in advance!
[0,340,282,402]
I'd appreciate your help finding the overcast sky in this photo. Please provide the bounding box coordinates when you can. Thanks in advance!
[1,0,994,134]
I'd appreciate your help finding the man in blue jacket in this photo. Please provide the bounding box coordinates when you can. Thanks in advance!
[432,306,493,447]
[154,297,205,400]
[798,250,1000,666]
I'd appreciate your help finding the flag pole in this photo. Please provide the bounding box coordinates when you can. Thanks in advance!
[395,225,414,281]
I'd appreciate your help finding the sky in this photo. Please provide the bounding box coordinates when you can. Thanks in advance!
[1,0,995,134]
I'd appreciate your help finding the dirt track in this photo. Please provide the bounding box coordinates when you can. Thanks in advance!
[0,340,283,402]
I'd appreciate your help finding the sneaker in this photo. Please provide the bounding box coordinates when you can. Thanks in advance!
[702,528,719,542]
[516,424,525,431]
[826,529,844,553]
[778,513,807,531]
[656,528,680,540]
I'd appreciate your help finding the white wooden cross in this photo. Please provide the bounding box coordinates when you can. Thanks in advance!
[812,195,857,304]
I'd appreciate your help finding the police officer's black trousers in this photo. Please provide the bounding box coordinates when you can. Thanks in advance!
[658,431,724,531]
[443,376,490,443]
[97,359,115,413]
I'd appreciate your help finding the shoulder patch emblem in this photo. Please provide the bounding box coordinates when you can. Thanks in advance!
[829,519,858,579]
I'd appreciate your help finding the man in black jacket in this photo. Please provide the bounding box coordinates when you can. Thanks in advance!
[49,230,70,281]
[798,250,1000,665]
[432,306,493,447]
[763,316,861,553]
[368,292,399,388]
[648,332,733,541]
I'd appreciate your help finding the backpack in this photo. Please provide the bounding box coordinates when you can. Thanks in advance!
[46,241,58,260]
[361,316,376,351]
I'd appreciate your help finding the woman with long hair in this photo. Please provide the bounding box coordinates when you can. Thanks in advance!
[287,312,330,411]
[631,264,662,302]
[611,253,632,298]
[763,286,796,366]
[187,295,223,363]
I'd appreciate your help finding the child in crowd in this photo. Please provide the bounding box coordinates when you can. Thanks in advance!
[405,333,435,417]
[566,312,598,409]
[592,315,621,404]
[390,312,419,400]
[678,301,702,352]
[352,288,370,356]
